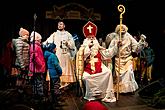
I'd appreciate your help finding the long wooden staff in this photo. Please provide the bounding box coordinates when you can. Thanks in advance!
[116,4,125,101]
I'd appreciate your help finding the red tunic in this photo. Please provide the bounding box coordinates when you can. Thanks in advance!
[84,52,102,74]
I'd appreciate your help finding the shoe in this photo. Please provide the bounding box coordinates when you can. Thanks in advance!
[102,97,116,103]
[88,98,95,101]
[59,83,69,89]
[101,97,110,102]
[84,97,95,101]
[109,97,116,102]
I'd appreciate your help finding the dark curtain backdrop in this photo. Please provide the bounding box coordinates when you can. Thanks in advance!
[0,0,164,79]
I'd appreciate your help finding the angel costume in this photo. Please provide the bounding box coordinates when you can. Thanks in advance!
[100,24,146,93]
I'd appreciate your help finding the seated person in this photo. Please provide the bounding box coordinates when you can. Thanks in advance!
[76,21,116,102]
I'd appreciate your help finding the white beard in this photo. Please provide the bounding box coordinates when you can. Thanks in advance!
[90,39,100,57]
[82,38,101,57]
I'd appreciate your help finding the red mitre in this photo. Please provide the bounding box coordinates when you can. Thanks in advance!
[83,21,97,38]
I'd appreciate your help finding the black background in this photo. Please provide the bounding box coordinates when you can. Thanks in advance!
[0,0,164,79]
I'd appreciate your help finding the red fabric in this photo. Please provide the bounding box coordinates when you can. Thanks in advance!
[0,41,15,74]
[84,52,102,74]
[82,101,108,110]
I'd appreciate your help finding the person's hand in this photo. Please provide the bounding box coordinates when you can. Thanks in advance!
[144,42,148,47]
[42,41,48,46]
[99,46,106,50]
[65,41,68,47]
[140,34,146,42]
[89,41,94,48]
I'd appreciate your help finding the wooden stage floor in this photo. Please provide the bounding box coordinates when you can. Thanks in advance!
[0,84,164,110]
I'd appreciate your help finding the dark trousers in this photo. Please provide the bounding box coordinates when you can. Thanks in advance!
[50,77,61,103]
[32,73,44,97]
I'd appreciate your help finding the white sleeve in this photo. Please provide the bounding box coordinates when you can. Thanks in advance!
[42,32,55,45]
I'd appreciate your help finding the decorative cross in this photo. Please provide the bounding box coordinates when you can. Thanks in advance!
[87,25,93,33]
[89,57,98,73]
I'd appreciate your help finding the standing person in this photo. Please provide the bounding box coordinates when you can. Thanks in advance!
[100,24,147,94]
[44,43,62,104]
[12,27,30,91]
[77,21,116,102]
[132,35,141,85]
[43,20,77,89]
[29,31,46,98]
[0,39,16,88]
[140,41,155,83]
[132,35,140,72]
